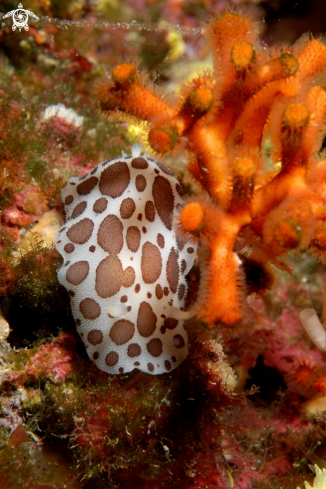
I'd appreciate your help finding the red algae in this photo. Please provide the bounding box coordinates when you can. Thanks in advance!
[3,333,82,386]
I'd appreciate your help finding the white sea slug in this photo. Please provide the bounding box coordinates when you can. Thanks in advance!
[55,147,197,375]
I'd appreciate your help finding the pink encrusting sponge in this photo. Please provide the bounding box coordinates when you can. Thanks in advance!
[55,147,197,375]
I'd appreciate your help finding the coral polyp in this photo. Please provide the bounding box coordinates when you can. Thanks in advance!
[97,10,326,326]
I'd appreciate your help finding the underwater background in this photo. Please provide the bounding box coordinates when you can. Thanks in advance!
[1,0,326,488]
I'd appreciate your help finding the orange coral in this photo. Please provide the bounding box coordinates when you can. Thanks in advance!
[180,202,203,233]
[97,11,326,326]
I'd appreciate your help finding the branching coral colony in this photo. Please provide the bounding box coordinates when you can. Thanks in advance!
[97,11,326,327]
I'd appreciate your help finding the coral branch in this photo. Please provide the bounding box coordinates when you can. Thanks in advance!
[97,63,177,122]
[97,10,326,326]
[195,214,244,325]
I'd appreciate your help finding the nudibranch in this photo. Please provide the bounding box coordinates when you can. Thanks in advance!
[55,147,197,375]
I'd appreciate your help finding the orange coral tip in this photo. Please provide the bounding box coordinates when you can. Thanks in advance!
[180,202,203,232]
[234,157,256,178]
[112,64,136,86]
[282,103,310,130]
[280,52,299,75]
[212,11,245,24]
[148,124,179,154]
[231,42,256,69]
[257,53,299,86]
[187,86,215,115]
